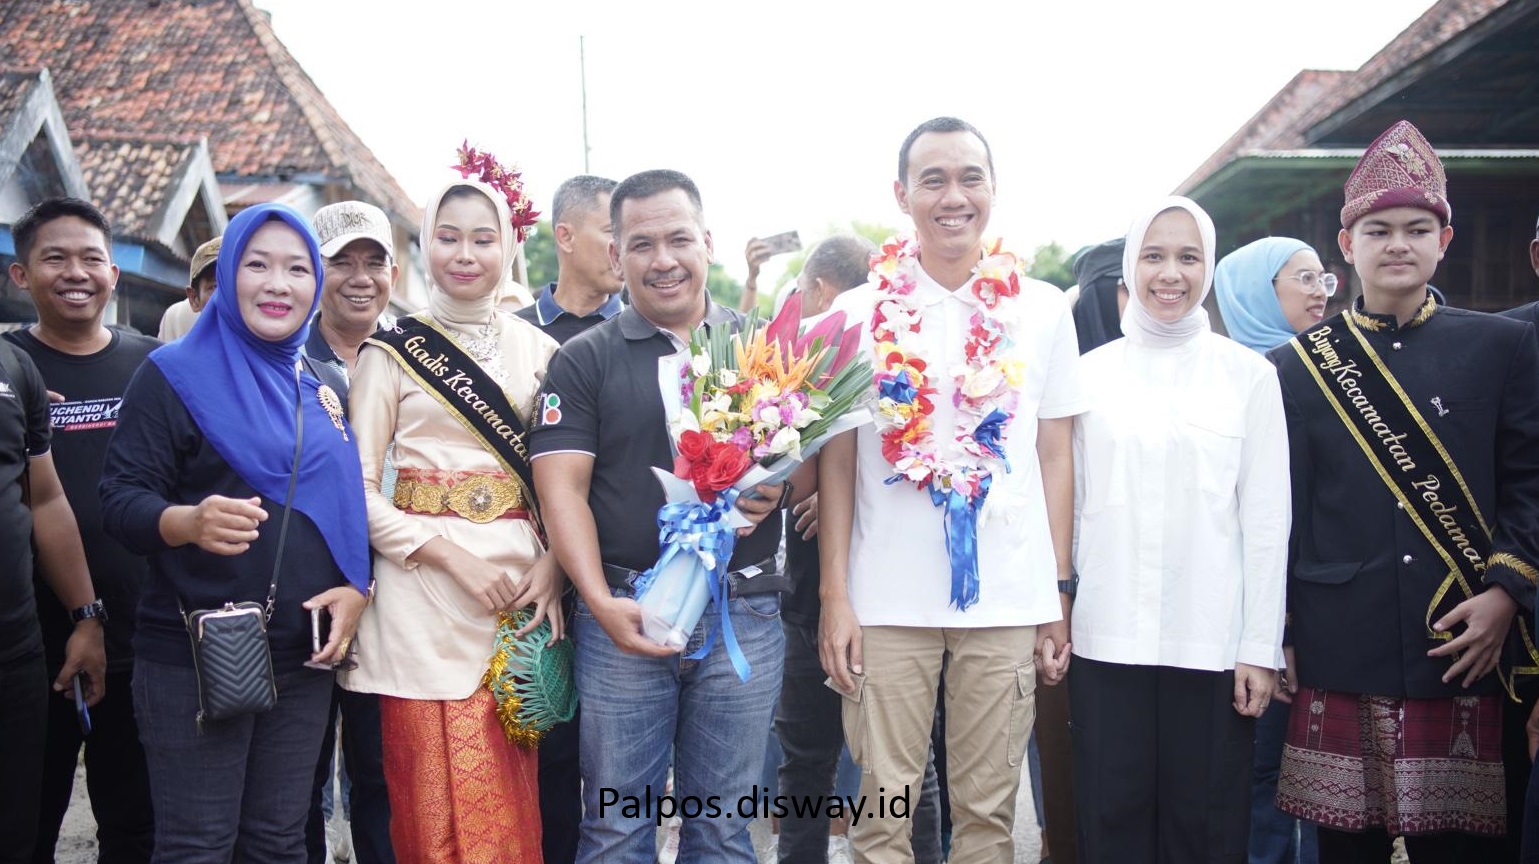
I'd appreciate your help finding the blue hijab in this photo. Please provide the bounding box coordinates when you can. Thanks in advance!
[1214,236,1312,353]
[149,203,369,592]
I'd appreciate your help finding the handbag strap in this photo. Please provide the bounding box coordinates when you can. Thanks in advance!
[261,361,305,621]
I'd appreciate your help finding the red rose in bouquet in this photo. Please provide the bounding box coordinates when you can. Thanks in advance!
[674,429,754,503]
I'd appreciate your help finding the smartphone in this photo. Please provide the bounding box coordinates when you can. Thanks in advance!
[310,607,332,655]
[760,230,802,256]
[72,673,92,736]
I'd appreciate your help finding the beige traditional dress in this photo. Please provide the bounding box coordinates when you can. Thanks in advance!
[341,178,558,864]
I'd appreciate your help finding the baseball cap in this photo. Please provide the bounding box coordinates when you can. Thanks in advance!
[313,201,394,259]
[189,235,222,284]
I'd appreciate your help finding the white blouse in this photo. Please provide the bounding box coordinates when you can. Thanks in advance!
[1070,332,1289,672]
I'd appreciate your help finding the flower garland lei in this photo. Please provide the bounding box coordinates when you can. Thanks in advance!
[869,236,1026,610]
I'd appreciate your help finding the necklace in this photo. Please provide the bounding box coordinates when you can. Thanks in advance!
[870,236,1026,610]
[447,316,508,388]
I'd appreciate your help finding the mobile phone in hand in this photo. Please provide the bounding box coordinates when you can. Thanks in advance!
[760,230,802,256]
[73,673,92,736]
[310,607,332,655]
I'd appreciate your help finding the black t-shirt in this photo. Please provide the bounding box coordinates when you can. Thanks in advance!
[0,340,51,663]
[530,304,782,574]
[3,328,158,674]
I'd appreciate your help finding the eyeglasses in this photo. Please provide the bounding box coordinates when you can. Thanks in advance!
[326,257,391,277]
[1275,271,1339,297]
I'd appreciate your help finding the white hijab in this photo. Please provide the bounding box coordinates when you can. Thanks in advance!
[1119,196,1216,349]
[420,176,518,333]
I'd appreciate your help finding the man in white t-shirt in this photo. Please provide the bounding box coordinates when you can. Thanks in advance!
[818,117,1086,863]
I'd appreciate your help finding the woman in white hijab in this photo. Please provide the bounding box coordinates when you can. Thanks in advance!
[1066,197,1291,864]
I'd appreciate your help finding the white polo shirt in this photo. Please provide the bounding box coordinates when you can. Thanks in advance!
[831,267,1087,629]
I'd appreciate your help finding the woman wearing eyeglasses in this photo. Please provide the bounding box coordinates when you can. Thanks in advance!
[1213,236,1337,864]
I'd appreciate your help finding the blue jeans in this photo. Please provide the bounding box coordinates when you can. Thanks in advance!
[1248,700,1317,864]
[133,658,333,864]
[574,588,784,864]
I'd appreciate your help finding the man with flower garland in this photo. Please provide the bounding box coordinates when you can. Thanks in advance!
[530,169,792,864]
[819,116,1086,863]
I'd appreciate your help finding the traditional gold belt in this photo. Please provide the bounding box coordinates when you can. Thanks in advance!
[392,468,528,524]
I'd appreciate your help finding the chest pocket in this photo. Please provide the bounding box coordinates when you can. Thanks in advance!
[1181,403,1245,498]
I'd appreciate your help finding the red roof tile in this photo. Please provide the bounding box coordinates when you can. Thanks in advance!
[73,133,201,243]
[1180,0,1512,192]
[0,0,419,228]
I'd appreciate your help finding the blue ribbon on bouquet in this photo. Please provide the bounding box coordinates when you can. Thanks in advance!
[633,489,753,681]
[924,408,1015,612]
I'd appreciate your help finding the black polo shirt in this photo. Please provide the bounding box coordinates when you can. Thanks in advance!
[529,302,783,575]
[0,341,51,663]
[516,281,624,345]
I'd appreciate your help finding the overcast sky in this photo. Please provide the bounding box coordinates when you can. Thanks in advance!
[256,0,1434,283]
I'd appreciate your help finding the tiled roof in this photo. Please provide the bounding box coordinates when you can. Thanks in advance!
[1180,0,1512,192]
[0,0,419,228]
[0,69,44,129]
[1177,70,1351,194]
[73,133,201,243]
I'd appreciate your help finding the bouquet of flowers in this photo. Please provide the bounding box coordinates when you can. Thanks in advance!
[635,292,871,679]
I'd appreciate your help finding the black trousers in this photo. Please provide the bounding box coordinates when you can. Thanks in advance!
[538,707,582,864]
[1070,656,1254,864]
[0,652,48,864]
[33,668,154,863]
[306,685,394,864]
[1318,826,1476,863]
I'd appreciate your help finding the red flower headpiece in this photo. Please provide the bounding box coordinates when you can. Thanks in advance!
[451,140,540,244]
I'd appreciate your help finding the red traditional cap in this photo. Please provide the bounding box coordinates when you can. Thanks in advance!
[1340,120,1450,229]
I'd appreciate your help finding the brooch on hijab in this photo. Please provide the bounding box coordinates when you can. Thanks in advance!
[317,385,348,441]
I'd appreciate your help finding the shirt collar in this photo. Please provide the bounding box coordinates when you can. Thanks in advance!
[619,294,739,342]
[1346,290,1439,333]
[303,315,340,363]
[911,263,981,309]
[535,282,624,326]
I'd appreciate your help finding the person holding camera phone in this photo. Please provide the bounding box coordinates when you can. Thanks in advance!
[100,203,371,864]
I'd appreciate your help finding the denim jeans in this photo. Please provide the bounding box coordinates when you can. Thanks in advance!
[574,588,784,864]
[35,668,154,864]
[774,619,944,863]
[133,658,333,864]
[0,652,47,864]
[1248,700,1316,864]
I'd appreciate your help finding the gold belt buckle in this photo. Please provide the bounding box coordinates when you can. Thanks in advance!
[446,474,521,523]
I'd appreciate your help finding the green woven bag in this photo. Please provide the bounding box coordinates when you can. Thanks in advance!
[482,608,577,747]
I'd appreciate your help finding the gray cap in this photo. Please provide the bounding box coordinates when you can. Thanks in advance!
[313,201,393,258]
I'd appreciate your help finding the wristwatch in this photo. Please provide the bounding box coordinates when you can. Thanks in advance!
[1057,573,1079,596]
[70,598,107,624]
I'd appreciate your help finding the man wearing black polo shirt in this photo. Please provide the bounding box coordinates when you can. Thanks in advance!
[0,197,108,863]
[518,175,624,347]
[531,169,788,864]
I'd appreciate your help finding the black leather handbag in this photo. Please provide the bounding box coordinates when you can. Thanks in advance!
[182,363,304,727]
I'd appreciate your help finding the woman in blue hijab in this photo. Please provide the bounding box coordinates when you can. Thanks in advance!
[1214,236,1335,353]
[101,203,370,863]
[1213,235,1335,864]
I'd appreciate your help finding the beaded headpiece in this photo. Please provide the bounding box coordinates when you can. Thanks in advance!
[452,141,540,243]
[1341,120,1450,230]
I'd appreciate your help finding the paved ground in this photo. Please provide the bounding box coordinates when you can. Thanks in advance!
[53,759,1044,863]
